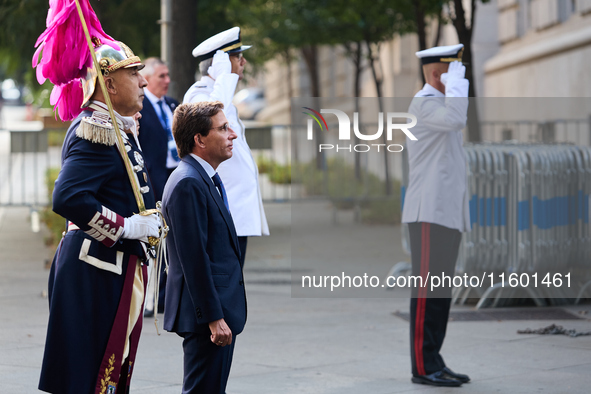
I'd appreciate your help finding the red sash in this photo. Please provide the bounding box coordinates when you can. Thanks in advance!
[94,255,147,394]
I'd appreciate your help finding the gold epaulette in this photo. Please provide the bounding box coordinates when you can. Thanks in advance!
[76,112,117,146]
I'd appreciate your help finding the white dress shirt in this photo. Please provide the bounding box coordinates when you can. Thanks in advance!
[145,88,177,169]
[189,153,224,198]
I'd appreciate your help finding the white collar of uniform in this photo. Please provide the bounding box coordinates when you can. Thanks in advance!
[189,153,216,179]
[422,83,445,97]
[201,75,215,88]
[144,87,165,108]
[87,100,135,140]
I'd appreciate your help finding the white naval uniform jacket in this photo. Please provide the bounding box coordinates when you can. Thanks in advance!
[184,74,269,236]
[401,82,471,233]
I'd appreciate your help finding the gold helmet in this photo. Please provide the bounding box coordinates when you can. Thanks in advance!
[82,40,144,106]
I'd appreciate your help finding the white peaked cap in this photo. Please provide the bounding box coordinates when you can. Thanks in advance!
[191,27,252,61]
[415,44,464,65]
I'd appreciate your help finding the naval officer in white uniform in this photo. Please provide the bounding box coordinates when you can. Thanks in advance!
[401,43,472,388]
[183,27,269,265]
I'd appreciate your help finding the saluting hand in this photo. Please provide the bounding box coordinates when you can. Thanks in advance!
[208,50,232,80]
[209,318,232,347]
[441,61,466,86]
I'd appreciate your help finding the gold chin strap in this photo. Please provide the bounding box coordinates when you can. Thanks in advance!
[441,47,464,63]
[440,57,462,63]
[221,42,242,52]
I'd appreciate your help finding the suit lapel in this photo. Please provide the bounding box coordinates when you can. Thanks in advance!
[143,97,167,133]
[164,96,177,113]
[183,156,240,255]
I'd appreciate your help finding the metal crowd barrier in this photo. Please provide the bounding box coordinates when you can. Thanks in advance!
[400,142,591,308]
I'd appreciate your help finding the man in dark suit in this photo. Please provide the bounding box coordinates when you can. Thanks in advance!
[139,57,179,201]
[139,57,179,316]
[162,101,246,394]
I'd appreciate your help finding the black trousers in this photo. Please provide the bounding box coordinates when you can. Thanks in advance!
[408,222,462,376]
[180,332,236,394]
[157,260,167,311]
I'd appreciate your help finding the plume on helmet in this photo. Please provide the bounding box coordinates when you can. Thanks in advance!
[32,0,118,120]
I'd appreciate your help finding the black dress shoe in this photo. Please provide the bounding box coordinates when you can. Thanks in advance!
[412,370,463,387]
[442,367,470,383]
[143,308,154,318]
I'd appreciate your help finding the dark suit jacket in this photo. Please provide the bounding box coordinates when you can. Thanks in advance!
[162,155,247,335]
[138,95,178,201]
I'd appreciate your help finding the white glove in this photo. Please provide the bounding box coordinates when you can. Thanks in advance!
[207,50,232,80]
[440,61,466,86]
[122,213,160,243]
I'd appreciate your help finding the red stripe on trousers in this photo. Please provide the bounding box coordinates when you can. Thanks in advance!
[414,222,430,376]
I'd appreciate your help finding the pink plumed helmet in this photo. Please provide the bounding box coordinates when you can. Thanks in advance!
[33,0,142,121]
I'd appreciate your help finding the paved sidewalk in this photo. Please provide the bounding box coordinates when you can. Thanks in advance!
[1,203,591,393]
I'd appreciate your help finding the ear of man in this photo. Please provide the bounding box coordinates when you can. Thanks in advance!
[422,62,450,93]
[104,75,117,95]
[194,133,206,149]
[90,74,116,103]
[423,63,448,83]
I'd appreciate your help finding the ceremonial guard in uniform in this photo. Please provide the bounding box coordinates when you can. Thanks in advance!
[401,44,472,387]
[34,2,160,393]
[184,27,269,266]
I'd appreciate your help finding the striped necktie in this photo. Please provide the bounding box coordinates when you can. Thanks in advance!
[156,99,179,162]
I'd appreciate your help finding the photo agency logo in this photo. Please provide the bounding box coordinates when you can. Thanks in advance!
[303,107,418,153]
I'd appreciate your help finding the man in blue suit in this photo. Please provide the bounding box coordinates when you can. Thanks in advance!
[162,101,246,394]
[139,58,179,316]
[139,57,179,202]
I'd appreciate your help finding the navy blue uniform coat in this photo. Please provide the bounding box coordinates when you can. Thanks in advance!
[138,95,178,202]
[162,155,246,335]
[39,111,156,394]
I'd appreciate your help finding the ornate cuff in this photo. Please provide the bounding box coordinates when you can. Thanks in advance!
[85,206,125,247]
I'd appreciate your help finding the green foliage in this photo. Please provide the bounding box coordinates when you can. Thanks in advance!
[296,157,401,224]
[231,0,416,57]
[47,130,66,147]
[256,155,273,174]
[92,0,161,60]
[0,0,235,97]
[257,156,291,184]
[0,0,50,87]
[360,198,401,225]
[41,167,65,250]
[269,162,291,184]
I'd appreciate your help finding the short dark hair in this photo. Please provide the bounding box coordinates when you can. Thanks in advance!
[172,101,224,158]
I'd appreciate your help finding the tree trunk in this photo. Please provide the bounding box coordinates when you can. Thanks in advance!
[283,48,294,123]
[433,11,443,47]
[450,0,481,142]
[301,46,324,169]
[414,0,427,51]
[413,0,428,85]
[365,40,391,196]
[346,41,363,180]
[283,49,298,163]
[169,0,198,101]
[301,45,321,97]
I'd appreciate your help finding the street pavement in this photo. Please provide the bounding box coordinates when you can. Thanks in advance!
[1,203,591,394]
[1,104,590,393]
